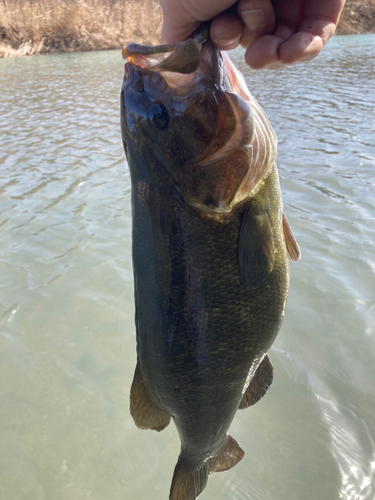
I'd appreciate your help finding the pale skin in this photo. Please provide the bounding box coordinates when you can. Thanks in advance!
[161,0,346,69]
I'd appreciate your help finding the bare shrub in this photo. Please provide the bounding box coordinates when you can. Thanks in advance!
[0,0,162,57]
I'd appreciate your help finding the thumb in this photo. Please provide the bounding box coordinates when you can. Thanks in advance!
[160,0,200,43]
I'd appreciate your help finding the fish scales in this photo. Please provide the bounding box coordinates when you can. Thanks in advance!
[121,25,300,500]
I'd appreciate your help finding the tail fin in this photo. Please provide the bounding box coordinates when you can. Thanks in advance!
[169,434,244,500]
[169,459,208,500]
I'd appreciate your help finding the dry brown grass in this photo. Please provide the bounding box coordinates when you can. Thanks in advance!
[0,0,162,57]
[1,0,374,58]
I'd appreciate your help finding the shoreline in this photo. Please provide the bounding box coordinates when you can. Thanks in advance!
[0,0,163,58]
[0,0,374,59]
[336,0,375,35]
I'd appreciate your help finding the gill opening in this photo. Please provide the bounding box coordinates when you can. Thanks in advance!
[197,94,245,167]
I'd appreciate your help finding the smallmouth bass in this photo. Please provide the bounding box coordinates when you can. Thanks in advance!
[121,26,300,500]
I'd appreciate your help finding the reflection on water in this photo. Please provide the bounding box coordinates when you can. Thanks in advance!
[0,35,374,500]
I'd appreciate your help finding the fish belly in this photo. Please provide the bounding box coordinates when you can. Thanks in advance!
[132,165,288,461]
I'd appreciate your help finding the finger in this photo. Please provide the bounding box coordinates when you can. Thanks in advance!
[237,0,275,49]
[278,0,346,64]
[161,0,238,44]
[244,33,287,69]
[161,20,200,45]
[244,0,302,68]
[210,13,243,51]
[244,16,300,69]
[278,31,324,65]
[161,0,199,44]
[246,0,345,69]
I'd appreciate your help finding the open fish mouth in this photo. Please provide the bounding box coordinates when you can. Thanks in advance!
[122,25,208,74]
[122,24,252,103]
[122,25,219,95]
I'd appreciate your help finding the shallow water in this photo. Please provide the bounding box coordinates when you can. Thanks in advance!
[0,34,374,500]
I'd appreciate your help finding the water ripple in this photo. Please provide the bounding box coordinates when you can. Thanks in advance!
[0,36,374,500]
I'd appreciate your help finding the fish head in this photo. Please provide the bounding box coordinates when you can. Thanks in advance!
[121,26,277,214]
[122,50,218,170]
[121,28,223,172]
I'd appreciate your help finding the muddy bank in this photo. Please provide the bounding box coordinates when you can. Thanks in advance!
[337,1,375,35]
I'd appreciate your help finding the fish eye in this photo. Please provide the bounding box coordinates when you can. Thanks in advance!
[148,103,169,130]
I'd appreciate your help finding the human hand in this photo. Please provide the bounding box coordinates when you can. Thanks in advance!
[161,0,346,69]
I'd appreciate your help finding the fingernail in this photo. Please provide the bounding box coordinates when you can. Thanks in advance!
[265,61,284,70]
[240,9,267,32]
[213,36,241,50]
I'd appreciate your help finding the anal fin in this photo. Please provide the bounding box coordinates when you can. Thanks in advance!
[238,206,275,287]
[239,354,274,409]
[130,362,171,432]
[207,434,244,475]
[282,212,301,262]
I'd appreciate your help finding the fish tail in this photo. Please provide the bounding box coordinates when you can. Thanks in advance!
[169,435,244,500]
[169,457,208,500]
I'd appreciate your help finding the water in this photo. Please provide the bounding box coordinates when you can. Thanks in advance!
[0,34,374,500]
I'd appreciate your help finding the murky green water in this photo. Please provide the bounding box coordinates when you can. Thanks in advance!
[0,34,374,500]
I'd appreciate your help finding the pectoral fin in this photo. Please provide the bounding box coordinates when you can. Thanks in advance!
[239,355,274,409]
[282,213,301,262]
[238,207,275,287]
[130,362,171,432]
